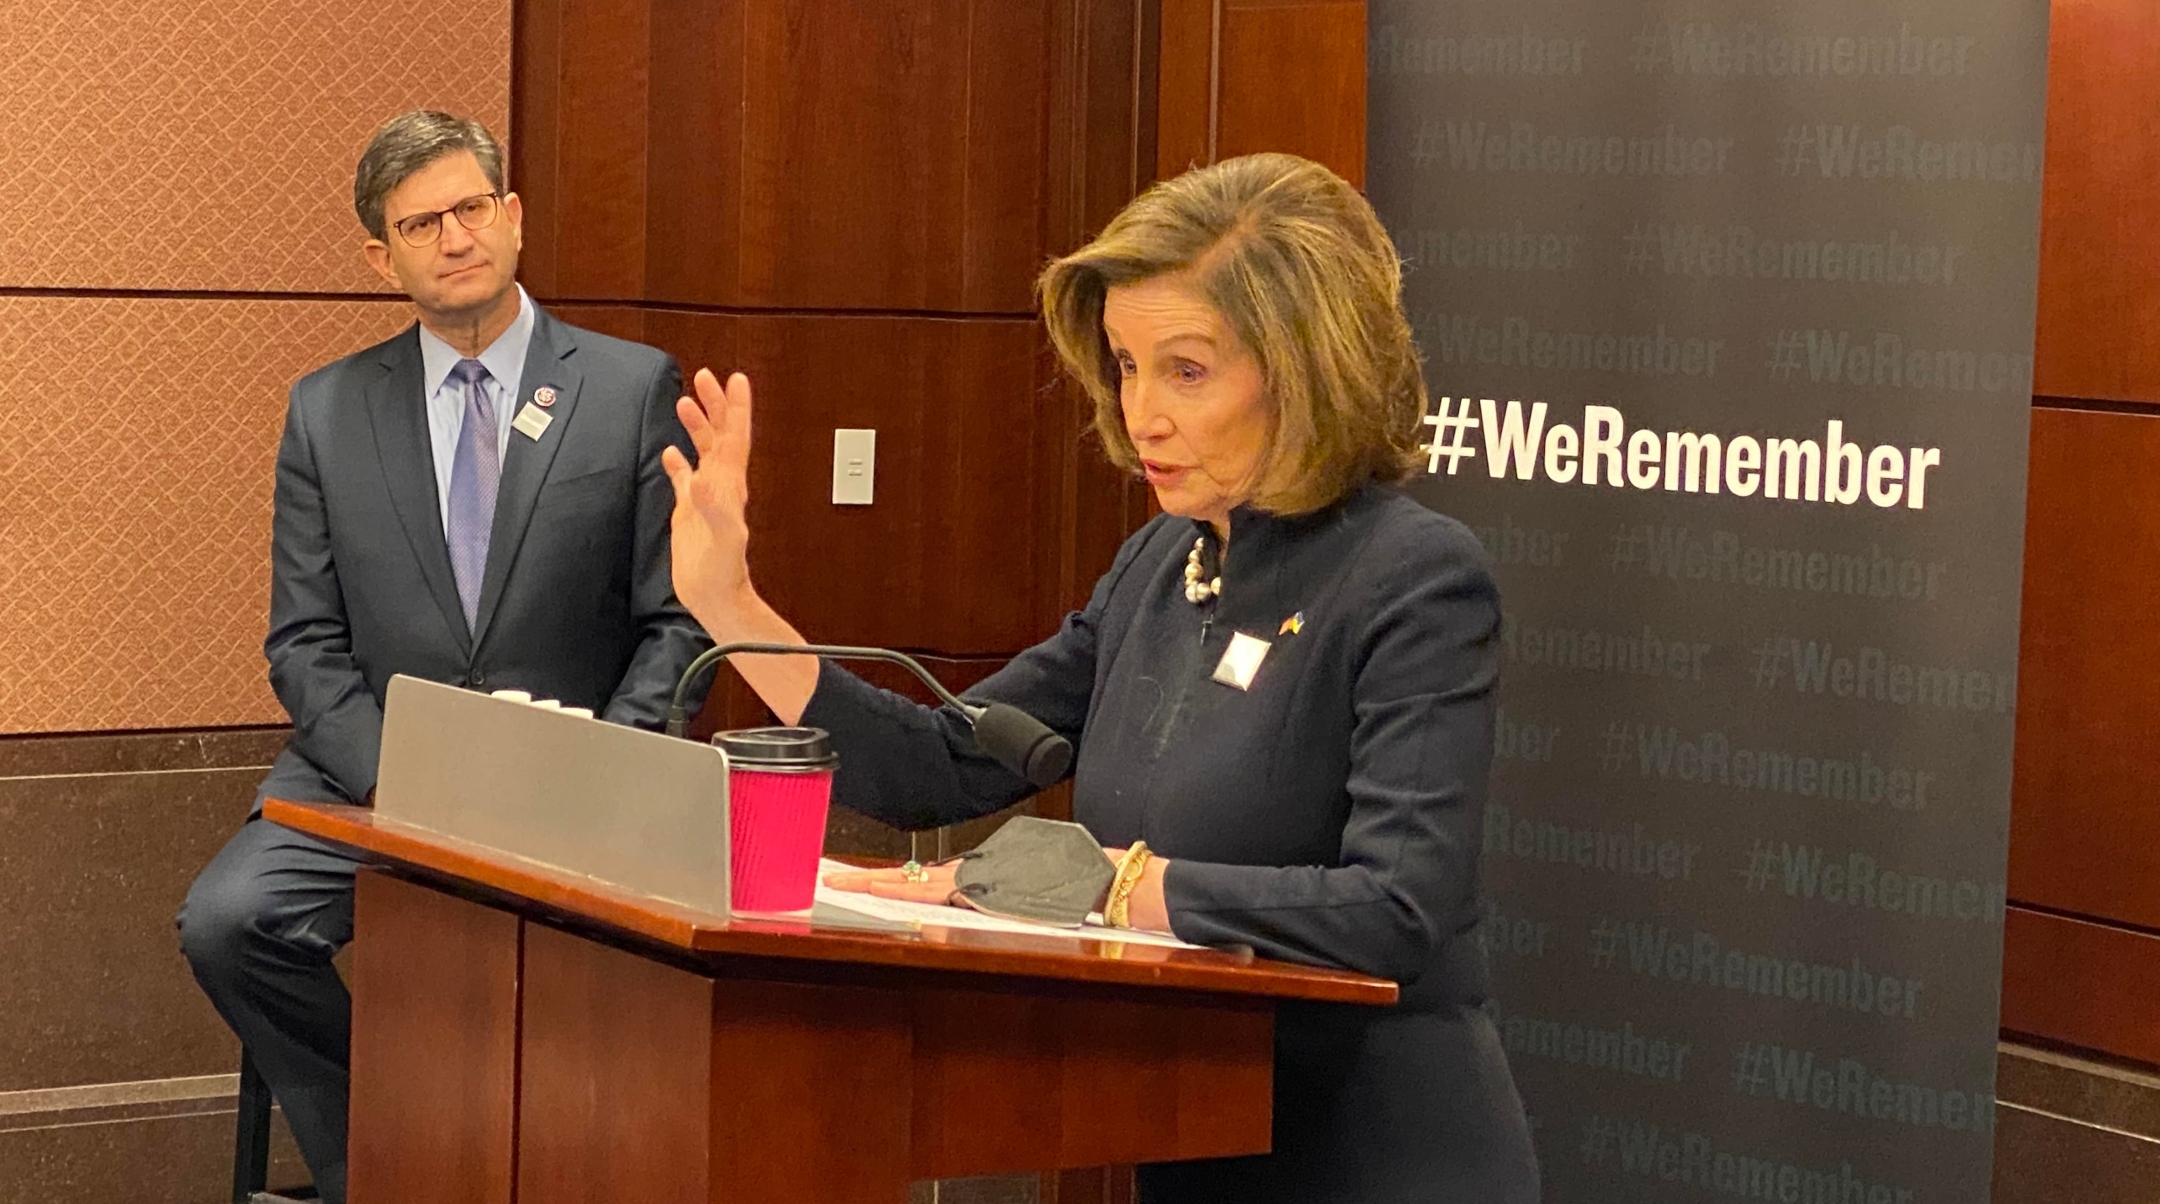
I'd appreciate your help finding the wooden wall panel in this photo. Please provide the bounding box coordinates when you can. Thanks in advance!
[535,0,1375,676]
[1051,0,1159,251]
[1051,1168,1139,1204]
[731,0,1050,311]
[513,0,651,300]
[687,310,1055,653]
[2032,0,2160,405]
[552,305,1056,653]
[1157,0,1216,178]
[1154,0,1369,187]
[525,0,1055,313]
[643,0,750,311]
[509,0,563,289]
[2010,405,2160,932]
[1217,1,1367,187]
[2002,906,2160,1068]
[549,0,653,301]
[540,0,1159,675]
[2007,0,2160,1070]
[1046,0,1163,616]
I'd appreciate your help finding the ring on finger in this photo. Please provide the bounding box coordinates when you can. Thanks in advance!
[901,860,929,884]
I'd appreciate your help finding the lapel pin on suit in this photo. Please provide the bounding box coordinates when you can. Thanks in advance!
[512,386,556,441]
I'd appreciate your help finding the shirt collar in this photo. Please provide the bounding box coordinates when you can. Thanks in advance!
[417,285,535,396]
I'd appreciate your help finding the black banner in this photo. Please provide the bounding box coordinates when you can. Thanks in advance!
[1368,2,2046,1199]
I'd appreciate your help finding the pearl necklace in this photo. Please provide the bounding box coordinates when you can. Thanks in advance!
[1183,536,1221,605]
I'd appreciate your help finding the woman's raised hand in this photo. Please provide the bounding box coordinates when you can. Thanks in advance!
[660,369,821,725]
[660,369,755,633]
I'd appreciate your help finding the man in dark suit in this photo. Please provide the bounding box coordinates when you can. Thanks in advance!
[176,110,707,1203]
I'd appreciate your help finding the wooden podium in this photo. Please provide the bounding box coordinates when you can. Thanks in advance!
[266,800,1395,1204]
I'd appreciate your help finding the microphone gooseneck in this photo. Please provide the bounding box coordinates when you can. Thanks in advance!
[970,702,1074,788]
[665,641,1074,788]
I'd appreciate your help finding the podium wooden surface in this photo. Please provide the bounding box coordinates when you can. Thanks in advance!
[265,800,1396,1204]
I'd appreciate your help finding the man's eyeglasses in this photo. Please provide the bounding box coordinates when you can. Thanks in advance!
[390,192,502,248]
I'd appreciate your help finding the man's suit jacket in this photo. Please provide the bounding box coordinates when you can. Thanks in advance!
[257,304,709,807]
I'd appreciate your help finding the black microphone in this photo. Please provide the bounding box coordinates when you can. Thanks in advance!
[664,641,1074,788]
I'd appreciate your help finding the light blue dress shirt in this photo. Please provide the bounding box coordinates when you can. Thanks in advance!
[416,286,536,534]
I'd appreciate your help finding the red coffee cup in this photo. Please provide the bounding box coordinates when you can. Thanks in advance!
[713,726,838,913]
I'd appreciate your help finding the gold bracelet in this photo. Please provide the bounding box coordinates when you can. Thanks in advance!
[1104,842,1152,929]
[1105,851,1140,928]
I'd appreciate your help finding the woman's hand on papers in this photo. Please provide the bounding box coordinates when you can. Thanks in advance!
[822,860,963,905]
[824,849,1171,933]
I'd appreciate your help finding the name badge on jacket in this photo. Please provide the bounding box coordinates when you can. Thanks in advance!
[512,403,553,440]
[1212,632,1272,691]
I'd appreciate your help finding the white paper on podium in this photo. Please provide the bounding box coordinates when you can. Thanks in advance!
[812,858,1200,950]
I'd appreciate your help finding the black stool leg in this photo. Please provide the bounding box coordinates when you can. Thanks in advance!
[232,1049,272,1204]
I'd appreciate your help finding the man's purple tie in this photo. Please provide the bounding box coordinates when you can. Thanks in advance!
[445,358,499,631]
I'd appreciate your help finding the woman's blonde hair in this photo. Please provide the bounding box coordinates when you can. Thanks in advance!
[1038,152,1427,515]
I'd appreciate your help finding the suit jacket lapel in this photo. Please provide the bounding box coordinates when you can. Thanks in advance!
[363,327,472,654]
[471,307,583,649]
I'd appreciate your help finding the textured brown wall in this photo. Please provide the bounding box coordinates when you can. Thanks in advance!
[0,2,510,734]
[0,299,414,732]
[0,3,513,1198]
[0,2,509,292]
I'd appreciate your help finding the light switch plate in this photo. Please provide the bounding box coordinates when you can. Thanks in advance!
[832,428,876,505]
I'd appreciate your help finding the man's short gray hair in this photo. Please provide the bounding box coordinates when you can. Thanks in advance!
[353,110,507,240]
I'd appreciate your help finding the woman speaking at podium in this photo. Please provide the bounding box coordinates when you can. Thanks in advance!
[660,153,1537,1203]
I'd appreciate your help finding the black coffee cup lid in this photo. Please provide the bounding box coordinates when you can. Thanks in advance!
[712,726,837,771]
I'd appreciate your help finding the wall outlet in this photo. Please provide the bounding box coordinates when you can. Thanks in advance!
[832,428,876,505]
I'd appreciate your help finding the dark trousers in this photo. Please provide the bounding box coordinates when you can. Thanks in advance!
[178,817,360,1204]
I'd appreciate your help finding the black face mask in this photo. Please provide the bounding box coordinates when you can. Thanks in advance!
[948,816,1117,929]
